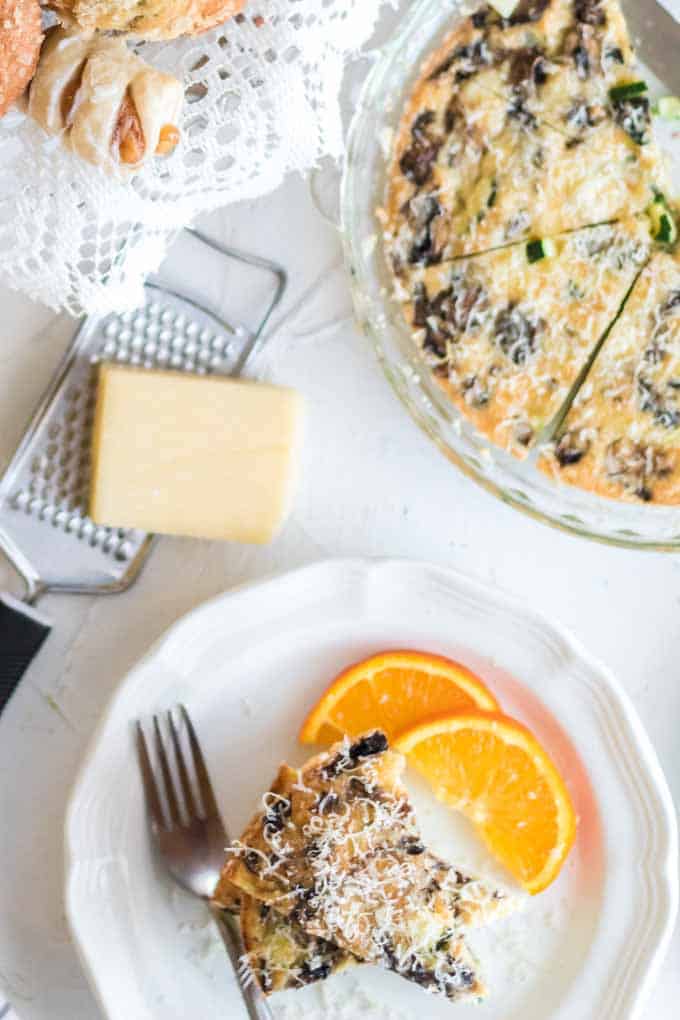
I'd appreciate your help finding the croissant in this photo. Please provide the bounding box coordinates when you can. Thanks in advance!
[48,0,248,40]
[28,29,184,171]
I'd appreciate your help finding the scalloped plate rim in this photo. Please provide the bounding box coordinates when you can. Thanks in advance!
[64,557,679,1020]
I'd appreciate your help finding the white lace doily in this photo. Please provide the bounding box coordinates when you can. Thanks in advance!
[0,0,389,316]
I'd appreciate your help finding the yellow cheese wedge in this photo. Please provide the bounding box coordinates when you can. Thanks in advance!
[89,364,304,543]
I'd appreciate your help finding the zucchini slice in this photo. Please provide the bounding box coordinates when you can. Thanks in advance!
[648,195,678,246]
[609,80,648,103]
[526,238,557,263]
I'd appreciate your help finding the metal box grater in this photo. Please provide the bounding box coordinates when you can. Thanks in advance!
[0,230,286,709]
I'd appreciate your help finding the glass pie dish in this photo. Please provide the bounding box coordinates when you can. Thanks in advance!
[341,0,680,550]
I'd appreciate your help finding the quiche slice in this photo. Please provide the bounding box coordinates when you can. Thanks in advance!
[381,0,666,266]
[394,217,651,457]
[408,0,641,139]
[540,252,680,502]
[213,877,357,994]
[430,0,638,140]
[218,732,514,1001]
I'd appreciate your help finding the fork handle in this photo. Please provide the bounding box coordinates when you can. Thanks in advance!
[210,905,274,1020]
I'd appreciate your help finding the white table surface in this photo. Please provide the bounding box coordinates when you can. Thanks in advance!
[0,172,679,1019]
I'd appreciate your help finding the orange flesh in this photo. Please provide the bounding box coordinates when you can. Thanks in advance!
[397,713,577,894]
[299,650,498,745]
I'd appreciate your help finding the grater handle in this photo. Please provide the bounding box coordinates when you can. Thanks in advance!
[0,594,51,715]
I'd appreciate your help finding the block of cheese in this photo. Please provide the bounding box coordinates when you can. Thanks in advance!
[89,364,304,543]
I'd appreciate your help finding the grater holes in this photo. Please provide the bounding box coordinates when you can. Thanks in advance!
[64,405,81,426]
[79,519,94,540]
[115,539,134,562]
[103,531,120,556]
[66,514,83,535]
[101,339,118,358]
[89,525,110,549]
[10,421,136,561]
[31,454,47,476]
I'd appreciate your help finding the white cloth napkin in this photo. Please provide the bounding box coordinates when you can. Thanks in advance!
[0,0,390,316]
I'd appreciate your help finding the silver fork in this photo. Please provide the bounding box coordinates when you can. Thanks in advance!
[136,705,273,1020]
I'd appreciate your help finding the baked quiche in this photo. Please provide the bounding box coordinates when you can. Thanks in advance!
[212,880,357,994]
[218,732,514,1001]
[541,252,680,502]
[381,0,667,267]
[213,833,358,994]
[396,217,650,456]
[429,0,638,141]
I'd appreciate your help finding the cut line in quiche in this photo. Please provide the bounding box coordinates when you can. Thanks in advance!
[396,216,652,457]
[299,649,498,745]
[380,0,668,265]
[540,250,680,502]
[395,712,577,895]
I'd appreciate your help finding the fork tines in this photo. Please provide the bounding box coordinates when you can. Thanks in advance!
[136,705,220,831]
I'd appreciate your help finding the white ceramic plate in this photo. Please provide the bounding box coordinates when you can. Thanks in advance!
[65,559,678,1020]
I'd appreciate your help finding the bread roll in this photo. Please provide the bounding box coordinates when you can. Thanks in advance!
[0,0,43,117]
[49,0,248,40]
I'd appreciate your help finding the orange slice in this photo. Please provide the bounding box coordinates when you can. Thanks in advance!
[299,650,498,745]
[395,712,577,894]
